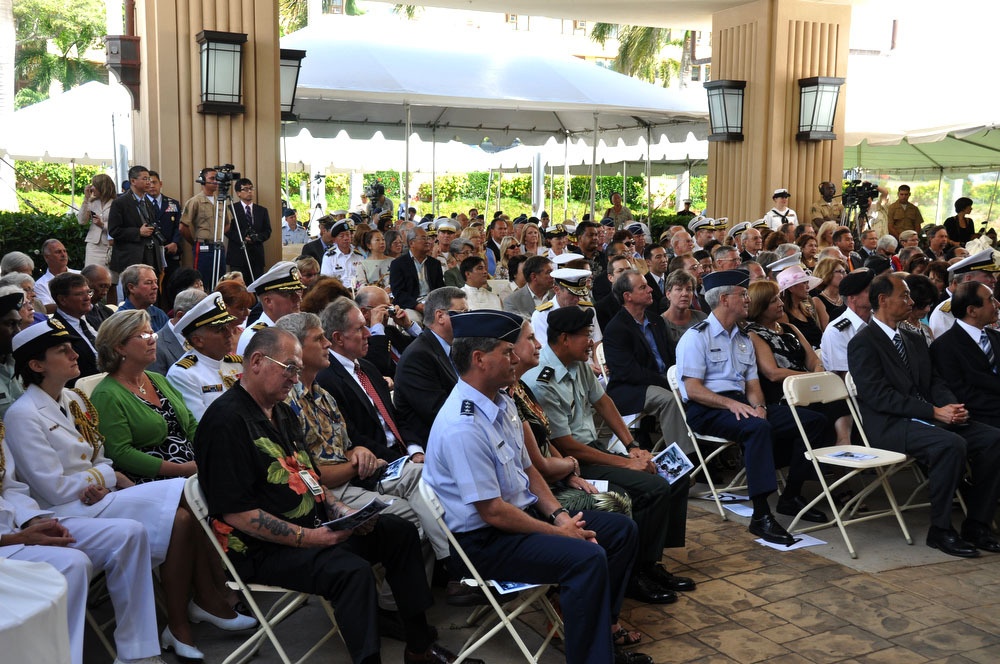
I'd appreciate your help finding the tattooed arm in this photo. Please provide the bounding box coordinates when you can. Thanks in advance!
[223,509,353,548]
[322,489,379,536]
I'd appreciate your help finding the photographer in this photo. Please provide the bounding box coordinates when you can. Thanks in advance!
[107,165,163,279]
[226,177,271,282]
[181,166,234,289]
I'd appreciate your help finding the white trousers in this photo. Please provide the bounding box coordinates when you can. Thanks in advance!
[1,516,160,664]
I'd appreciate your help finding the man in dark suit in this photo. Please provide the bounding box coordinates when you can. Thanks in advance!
[355,286,418,379]
[931,281,1000,429]
[393,287,468,447]
[595,254,633,331]
[150,289,207,375]
[603,270,686,449]
[226,177,271,283]
[49,273,100,386]
[848,273,1000,557]
[502,255,553,320]
[643,245,669,315]
[301,215,337,263]
[388,228,445,325]
[107,164,162,278]
[316,298,414,462]
[147,170,183,285]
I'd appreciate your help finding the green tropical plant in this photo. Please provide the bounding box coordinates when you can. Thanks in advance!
[392,5,421,19]
[590,23,691,88]
[0,211,88,275]
[279,0,363,35]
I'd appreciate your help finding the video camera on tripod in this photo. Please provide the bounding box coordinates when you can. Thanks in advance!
[839,180,881,234]
[212,164,241,194]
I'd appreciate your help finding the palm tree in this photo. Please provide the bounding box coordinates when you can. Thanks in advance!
[279,0,363,35]
[392,5,422,19]
[591,23,694,89]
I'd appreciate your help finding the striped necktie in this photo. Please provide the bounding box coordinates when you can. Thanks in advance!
[981,331,996,372]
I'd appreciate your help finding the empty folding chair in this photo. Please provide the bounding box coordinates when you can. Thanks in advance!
[782,372,913,558]
[184,476,341,664]
[418,479,563,663]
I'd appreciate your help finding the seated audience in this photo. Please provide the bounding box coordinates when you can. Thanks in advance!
[460,255,502,310]
[166,294,243,420]
[423,310,649,664]
[34,239,78,313]
[848,273,1000,558]
[901,273,938,344]
[4,320,249,660]
[0,291,27,416]
[661,269,707,345]
[151,288,208,375]
[355,285,418,379]
[195,327,468,664]
[81,264,116,330]
[778,265,826,348]
[820,269,875,376]
[810,256,848,322]
[49,272,101,385]
[117,264,169,331]
[236,262,305,355]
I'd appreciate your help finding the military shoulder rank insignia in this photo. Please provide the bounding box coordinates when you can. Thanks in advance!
[537,366,555,383]
[251,321,269,331]
[175,355,198,369]
[833,318,851,331]
[460,400,475,416]
[940,300,952,313]
[535,301,554,312]
[692,321,709,331]
[223,354,243,363]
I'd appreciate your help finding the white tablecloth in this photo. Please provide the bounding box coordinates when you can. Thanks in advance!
[0,558,70,662]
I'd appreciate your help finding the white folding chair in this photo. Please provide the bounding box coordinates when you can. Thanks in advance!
[417,479,563,663]
[74,371,108,397]
[845,371,967,516]
[184,476,341,664]
[782,372,913,558]
[666,366,748,519]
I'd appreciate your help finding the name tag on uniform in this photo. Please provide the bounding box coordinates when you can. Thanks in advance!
[201,384,223,393]
[299,470,323,496]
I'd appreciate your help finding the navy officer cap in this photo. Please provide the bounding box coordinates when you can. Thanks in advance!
[547,306,595,336]
[0,291,24,316]
[702,269,750,291]
[839,268,875,297]
[449,310,523,342]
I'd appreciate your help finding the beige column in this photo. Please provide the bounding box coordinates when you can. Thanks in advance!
[708,0,851,225]
[131,0,283,270]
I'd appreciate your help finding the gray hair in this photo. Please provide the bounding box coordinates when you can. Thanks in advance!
[776,243,799,257]
[173,289,208,318]
[876,234,898,253]
[449,238,474,254]
[95,309,150,373]
[0,251,34,275]
[245,326,296,360]
[0,272,33,289]
[612,269,641,305]
[425,286,466,323]
[704,285,736,309]
[712,245,738,262]
[120,263,155,296]
[41,238,63,256]
[318,297,358,338]
[275,312,323,342]
[404,228,420,245]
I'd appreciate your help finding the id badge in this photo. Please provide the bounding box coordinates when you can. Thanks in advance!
[299,470,323,496]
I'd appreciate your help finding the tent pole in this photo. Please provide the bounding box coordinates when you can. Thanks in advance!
[431,128,437,217]
[548,162,553,224]
[622,159,626,206]
[485,168,492,215]
[563,133,569,221]
[646,126,653,222]
[935,168,944,224]
[405,103,411,218]
[590,112,598,222]
[282,124,289,196]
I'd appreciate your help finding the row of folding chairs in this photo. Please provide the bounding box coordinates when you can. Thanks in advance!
[667,366,914,559]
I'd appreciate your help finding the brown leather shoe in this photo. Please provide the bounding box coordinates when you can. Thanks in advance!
[403,642,484,664]
[445,580,490,607]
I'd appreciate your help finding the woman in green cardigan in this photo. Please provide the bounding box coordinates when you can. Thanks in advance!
[91,311,199,483]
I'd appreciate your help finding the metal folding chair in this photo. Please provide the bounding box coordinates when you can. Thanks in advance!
[783,372,913,558]
[184,476,341,664]
[418,479,563,663]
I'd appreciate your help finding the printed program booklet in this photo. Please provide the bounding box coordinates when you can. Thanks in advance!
[323,496,393,531]
[652,443,695,485]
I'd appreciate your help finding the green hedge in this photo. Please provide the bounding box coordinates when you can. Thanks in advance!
[15,162,104,194]
[0,212,89,277]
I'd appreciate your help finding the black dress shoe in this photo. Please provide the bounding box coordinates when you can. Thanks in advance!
[748,513,796,545]
[615,646,653,664]
[403,642,483,664]
[644,564,696,592]
[776,494,828,523]
[445,580,490,607]
[926,527,980,558]
[961,522,1000,553]
[625,572,677,604]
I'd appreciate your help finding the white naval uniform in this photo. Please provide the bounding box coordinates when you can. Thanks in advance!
[237,311,275,355]
[820,307,868,372]
[928,298,955,340]
[321,245,367,289]
[461,284,503,311]
[3,384,184,566]
[0,441,160,664]
[166,349,244,421]
[763,207,798,231]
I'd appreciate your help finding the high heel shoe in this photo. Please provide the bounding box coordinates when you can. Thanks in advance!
[160,626,204,662]
[188,599,259,631]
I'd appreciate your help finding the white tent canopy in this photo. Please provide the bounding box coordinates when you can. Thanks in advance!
[281,21,709,147]
[2,81,131,166]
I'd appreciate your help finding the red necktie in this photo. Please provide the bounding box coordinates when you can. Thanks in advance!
[355,363,406,451]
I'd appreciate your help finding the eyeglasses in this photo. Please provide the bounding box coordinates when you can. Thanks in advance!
[264,355,304,378]
[71,289,95,298]
[130,332,157,342]
[624,241,635,247]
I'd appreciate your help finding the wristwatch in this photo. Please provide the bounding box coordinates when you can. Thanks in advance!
[548,507,569,523]
[626,441,641,450]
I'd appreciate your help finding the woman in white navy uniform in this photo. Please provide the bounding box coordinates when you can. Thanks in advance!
[3,320,255,661]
